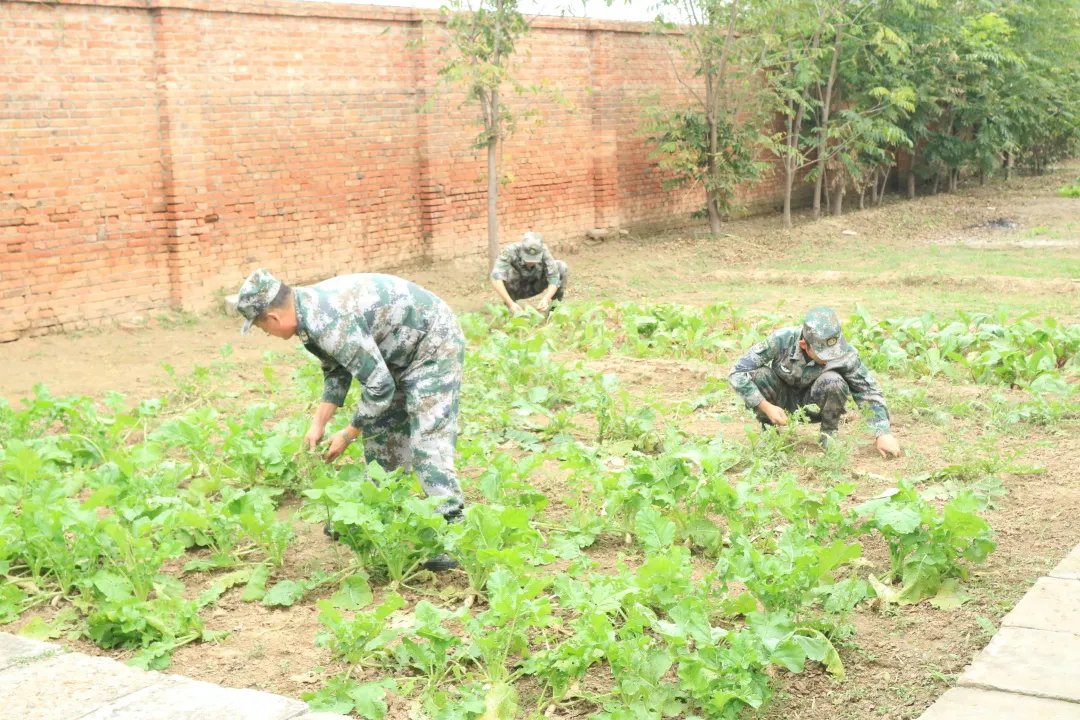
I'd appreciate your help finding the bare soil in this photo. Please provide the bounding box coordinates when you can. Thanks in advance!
[3,165,1079,720]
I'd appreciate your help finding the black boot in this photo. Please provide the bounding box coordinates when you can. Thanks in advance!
[422,508,463,572]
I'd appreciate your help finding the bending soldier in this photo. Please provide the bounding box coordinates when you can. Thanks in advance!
[235,269,466,570]
[490,231,569,314]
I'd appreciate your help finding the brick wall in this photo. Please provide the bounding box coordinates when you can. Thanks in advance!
[1,0,792,341]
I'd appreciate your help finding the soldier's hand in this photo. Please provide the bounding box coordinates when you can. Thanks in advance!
[323,430,352,462]
[303,423,326,451]
[510,302,525,315]
[537,298,550,313]
[759,401,788,426]
[875,433,901,459]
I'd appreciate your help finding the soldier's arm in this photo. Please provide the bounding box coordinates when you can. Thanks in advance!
[843,359,891,436]
[542,250,562,288]
[489,246,514,281]
[728,333,780,408]
[490,278,520,312]
[305,343,353,407]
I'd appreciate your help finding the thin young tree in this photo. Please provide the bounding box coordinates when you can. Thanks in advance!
[644,0,773,235]
[439,0,528,270]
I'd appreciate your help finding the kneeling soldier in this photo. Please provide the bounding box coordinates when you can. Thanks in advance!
[729,306,901,457]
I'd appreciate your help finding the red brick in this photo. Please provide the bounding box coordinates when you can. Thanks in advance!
[2,0,796,341]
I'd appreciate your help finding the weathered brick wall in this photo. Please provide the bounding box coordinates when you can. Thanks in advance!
[1,1,170,340]
[1,0,790,341]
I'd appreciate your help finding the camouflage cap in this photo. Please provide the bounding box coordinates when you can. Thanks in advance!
[236,268,282,335]
[801,306,851,362]
[520,231,544,262]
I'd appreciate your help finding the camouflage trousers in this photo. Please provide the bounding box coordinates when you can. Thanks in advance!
[504,260,569,302]
[356,316,465,520]
[746,367,850,434]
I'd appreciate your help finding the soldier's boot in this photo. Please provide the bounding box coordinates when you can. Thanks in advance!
[421,507,463,572]
[422,554,460,572]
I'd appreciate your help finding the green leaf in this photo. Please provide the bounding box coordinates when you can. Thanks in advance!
[634,506,676,553]
[197,569,253,608]
[929,579,972,610]
[18,610,77,640]
[874,503,923,534]
[263,579,305,608]
[331,573,373,610]
[242,564,270,602]
[480,681,518,720]
[771,638,806,673]
[92,571,134,602]
[349,680,395,720]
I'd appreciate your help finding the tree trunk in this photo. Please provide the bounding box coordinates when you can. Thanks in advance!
[830,181,845,215]
[877,166,890,205]
[907,148,916,199]
[707,193,722,235]
[486,91,499,270]
[813,24,844,219]
[783,155,795,229]
[782,99,797,230]
[948,168,958,193]
[870,169,879,205]
[1004,151,1012,180]
[705,76,722,235]
[704,3,740,237]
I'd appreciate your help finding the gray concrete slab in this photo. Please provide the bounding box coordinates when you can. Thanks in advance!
[0,633,60,671]
[1001,576,1080,634]
[81,676,309,720]
[1050,545,1080,581]
[920,687,1080,720]
[0,652,166,720]
[960,626,1080,703]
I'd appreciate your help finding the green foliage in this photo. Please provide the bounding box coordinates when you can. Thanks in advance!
[643,106,767,217]
[6,300,1048,716]
[1059,178,1080,198]
[856,481,996,605]
[304,462,448,584]
[846,306,1080,388]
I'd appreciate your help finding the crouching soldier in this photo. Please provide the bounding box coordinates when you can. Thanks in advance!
[490,231,569,314]
[729,306,901,458]
[235,269,466,570]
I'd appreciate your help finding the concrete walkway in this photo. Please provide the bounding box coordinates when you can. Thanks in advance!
[918,543,1080,719]
[1,633,348,720]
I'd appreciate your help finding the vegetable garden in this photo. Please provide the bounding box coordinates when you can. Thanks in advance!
[3,164,1080,719]
[2,289,1077,718]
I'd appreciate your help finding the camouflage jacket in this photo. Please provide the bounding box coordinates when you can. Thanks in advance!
[294,274,458,427]
[729,326,891,435]
[490,242,562,286]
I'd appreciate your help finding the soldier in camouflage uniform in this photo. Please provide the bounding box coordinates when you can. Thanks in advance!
[236,269,465,570]
[490,231,569,314]
[729,306,901,457]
